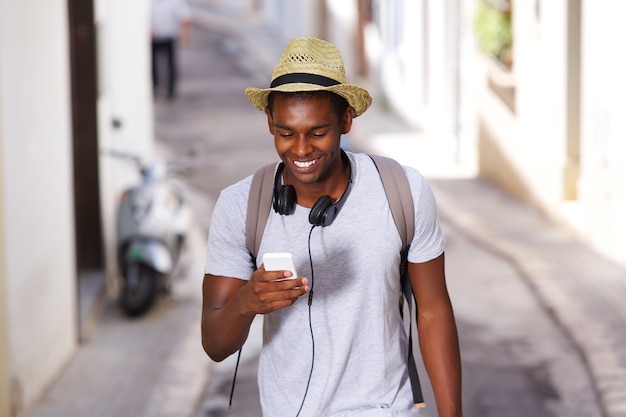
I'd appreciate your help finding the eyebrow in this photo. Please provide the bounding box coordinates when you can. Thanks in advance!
[274,123,332,131]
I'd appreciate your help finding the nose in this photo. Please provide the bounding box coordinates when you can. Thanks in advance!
[293,136,313,158]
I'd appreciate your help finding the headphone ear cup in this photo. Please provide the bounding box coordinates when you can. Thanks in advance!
[274,184,296,215]
[309,196,333,226]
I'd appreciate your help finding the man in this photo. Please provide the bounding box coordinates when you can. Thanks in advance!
[150,0,192,99]
[201,37,462,417]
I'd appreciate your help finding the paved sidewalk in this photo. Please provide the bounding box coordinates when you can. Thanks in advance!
[433,178,626,417]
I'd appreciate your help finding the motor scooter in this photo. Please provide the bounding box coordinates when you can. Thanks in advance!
[106,150,193,316]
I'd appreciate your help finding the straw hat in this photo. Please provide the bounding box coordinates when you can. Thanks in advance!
[245,37,372,117]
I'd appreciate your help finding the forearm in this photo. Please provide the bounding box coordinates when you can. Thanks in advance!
[201,286,256,362]
[418,304,463,417]
[201,270,309,361]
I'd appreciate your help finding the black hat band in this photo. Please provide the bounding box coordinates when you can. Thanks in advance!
[270,73,341,88]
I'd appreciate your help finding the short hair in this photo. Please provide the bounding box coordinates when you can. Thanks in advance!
[267,91,350,121]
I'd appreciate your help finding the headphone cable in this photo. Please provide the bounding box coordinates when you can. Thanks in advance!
[228,348,242,410]
[295,225,317,417]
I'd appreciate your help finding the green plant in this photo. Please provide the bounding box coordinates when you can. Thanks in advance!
[474,0,513,67]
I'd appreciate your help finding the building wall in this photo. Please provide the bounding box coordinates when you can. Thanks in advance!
[96,0,154,295]
[578,1,626,262]
[0,25,12,416]
[477,0,570,211]
[377,0,428,128]
[357,0,462,139]
[475,0,626,265]
[324,0,359,82]
[0,0,154,413]
[0,0,77,411]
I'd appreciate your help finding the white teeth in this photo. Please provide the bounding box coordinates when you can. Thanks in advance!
[294,160,316,168]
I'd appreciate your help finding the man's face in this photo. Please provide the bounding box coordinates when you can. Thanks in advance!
[266,93,352,187]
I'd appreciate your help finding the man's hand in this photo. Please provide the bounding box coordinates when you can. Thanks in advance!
[201,269,309,362]
[237,265,309,316]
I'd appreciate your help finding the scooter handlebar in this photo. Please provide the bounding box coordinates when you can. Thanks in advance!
[101,148,144,166]
[101,148,194,180]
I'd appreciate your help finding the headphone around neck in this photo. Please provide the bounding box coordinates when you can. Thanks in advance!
[273,151,353,227]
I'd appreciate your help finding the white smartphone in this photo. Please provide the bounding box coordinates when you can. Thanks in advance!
[263,252,298,280]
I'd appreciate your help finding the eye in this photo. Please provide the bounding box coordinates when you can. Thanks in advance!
[311,131,327,138]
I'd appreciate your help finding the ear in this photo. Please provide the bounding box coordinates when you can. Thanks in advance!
[265,107,275,135]
[340,107,354,134]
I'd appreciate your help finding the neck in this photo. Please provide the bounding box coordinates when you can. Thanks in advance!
[289,150,351,207]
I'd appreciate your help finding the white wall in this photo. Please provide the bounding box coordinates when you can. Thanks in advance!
[475,0,626,264]
[368,0,459,134]
[0,0,77,410]
[578,1,626,262]
[96,0,154,295]
[0,24,12,416]
[325,0,358,81]
[516,0,569,206]
[476,1,570,205]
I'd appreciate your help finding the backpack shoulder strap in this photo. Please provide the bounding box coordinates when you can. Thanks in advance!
[368,154,425,408]
[367,154,415,248]
[231,162,277,410]
[246,162,277,265]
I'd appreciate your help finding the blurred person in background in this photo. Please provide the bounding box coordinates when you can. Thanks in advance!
[150,0,192,100]
[201,37,463,417]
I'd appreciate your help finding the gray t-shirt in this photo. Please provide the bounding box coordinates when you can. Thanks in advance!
[205,152,444,416]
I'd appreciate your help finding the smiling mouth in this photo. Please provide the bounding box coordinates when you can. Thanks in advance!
[293,159,317,169]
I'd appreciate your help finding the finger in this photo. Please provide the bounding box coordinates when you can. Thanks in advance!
[272,277,308,291]
[254,265,288,282]
[268,288,309,305]
[250,288,302,312]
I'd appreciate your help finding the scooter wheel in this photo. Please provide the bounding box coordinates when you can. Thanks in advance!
[120,263,159,317]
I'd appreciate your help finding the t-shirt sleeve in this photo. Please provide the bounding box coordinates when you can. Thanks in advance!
[204,177,256,280]
[405,167,445,263]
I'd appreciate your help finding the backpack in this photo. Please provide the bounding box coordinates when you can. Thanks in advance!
[243,153,425,408]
